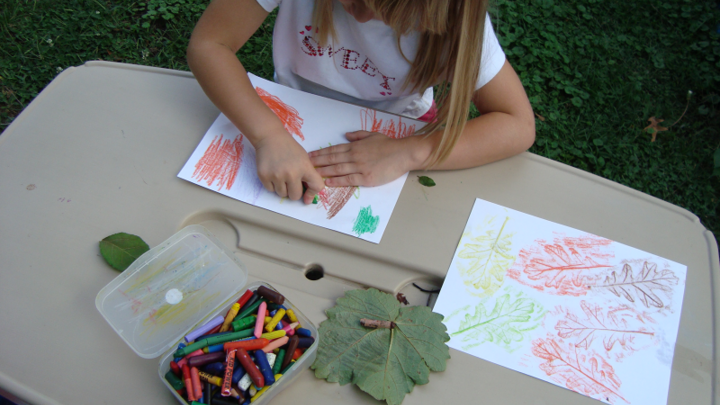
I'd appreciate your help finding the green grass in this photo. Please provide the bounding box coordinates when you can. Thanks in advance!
[1,0,719,238]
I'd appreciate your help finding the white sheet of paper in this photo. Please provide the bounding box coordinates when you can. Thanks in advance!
[178,74,425,243]
[433,198,687,405]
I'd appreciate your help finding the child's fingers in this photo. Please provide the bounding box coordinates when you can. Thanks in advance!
[260,179,274,193]
[302,170,325,205]
[309,151,352,168]
[308,143,351,157]
[315,163,357,178]
[273,181,288,198]
[345,130,373,141]
[287,180,304,201]
[325,174,365,188]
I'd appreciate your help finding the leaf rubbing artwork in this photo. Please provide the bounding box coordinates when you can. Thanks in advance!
[457,216,515,296]
[506,235,614,296]
[311,289,450,405]
[451,292,544,351]
[556,301,655,351]
[532,338,627,404]
[592,261,678,308]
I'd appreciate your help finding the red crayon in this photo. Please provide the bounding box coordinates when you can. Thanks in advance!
[190,366,203,401]
[181,364,195,402]
[235,348,264,388]
[222,350,236,397]
[202,323,222,337]
[236,289,254,308]
[169,361,181,376]
[223,338,269,352]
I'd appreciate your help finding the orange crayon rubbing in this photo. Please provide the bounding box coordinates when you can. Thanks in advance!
[360,108,416,139]
[256,87,305,141]
[532,337,627,404]
[506,234,614,296]
[193,134,244,191]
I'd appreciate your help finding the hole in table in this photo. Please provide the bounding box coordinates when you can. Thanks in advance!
[304,264,324,280]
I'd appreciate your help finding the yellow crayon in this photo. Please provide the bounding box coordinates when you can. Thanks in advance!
[260,330,286,340]
[264,316,272,325]
[265,309,286,333]
[220,303,241,333]
[198,371,222,387]
[250,386,270,402]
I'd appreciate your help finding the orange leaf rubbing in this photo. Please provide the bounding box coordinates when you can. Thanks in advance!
[506,235,614,296]
[532,337,627,404]
[555,301,655,352]
[192,134,244,191]
[256,87,305,141]
[360,108,416,139]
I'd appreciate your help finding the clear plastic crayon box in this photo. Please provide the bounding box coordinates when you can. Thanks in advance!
[96,225,318,405]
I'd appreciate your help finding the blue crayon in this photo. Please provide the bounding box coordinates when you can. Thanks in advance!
[297,336,315,348]
[205,343,225,353]
[232,365,246,385]
[203,361,225,376]
[253,350,275,385]
[276,320,284,330]
[296,328,312,337]
[174,342,186,362]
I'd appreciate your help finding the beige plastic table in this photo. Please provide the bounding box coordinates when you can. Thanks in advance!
[0,61,717,405]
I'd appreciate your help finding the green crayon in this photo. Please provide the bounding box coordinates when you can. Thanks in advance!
[174,338,208,358]
[236,299,264,320]
[231,315,256,332]
[272,349,286,375]
[165,370,184,390]
[205,328,255,346]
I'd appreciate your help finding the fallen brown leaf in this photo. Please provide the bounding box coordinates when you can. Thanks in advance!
[643,117,667,142]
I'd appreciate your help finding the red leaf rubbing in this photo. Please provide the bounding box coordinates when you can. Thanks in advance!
[532,338,627,404]
[507,235,614,296]
[318,186,356,219]
[593,261,678,308]
[256,87,305,141]
[192,134,244,191]
[556,301,654,352]
[360,108,416,139]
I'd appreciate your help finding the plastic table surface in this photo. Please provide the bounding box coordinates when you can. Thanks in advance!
[0,61,718,405]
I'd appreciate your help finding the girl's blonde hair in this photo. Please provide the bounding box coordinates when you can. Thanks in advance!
[312,0,488,167]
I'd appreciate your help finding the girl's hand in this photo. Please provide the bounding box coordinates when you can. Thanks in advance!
[254,131,325,204]
[308,131,422,187]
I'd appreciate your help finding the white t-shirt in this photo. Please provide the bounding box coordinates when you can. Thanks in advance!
[256,0,506,118]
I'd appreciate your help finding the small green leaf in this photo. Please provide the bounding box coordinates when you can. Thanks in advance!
[418,176,436,187]
[99,233,150,271]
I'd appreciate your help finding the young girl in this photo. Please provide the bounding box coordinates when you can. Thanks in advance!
[187,0,535,205]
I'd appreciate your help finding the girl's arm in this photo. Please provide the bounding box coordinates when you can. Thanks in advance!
[187,0,324,203]
[308,60,536,187]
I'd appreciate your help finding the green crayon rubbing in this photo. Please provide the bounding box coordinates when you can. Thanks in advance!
[451,288,545,353]
[352,206,379,236]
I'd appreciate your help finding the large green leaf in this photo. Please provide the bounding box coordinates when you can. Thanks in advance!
[99,232,149,271]
[312,289,450,405]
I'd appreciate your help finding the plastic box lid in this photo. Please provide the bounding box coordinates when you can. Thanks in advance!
[95,225,249,359]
